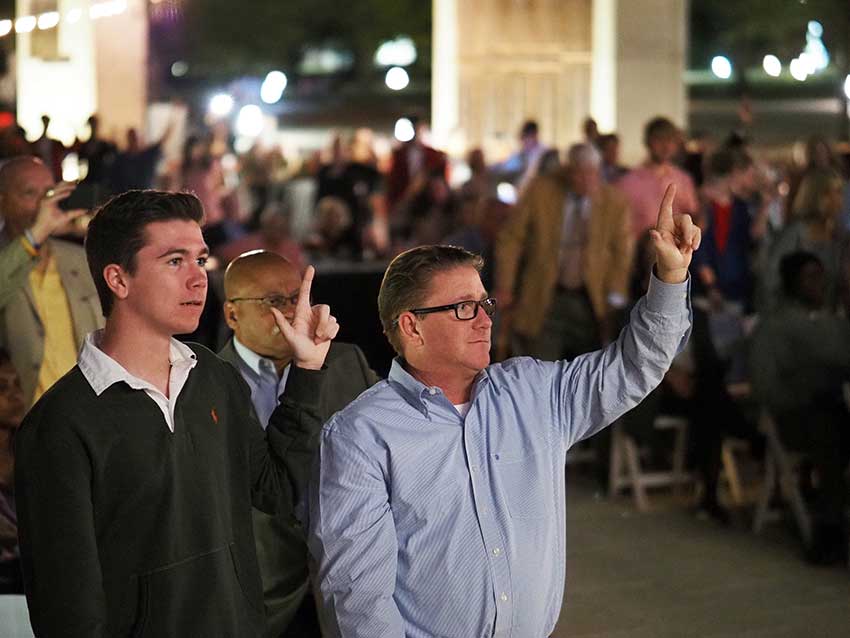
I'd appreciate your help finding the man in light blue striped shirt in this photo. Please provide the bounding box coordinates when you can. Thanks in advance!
[308,186,699,637]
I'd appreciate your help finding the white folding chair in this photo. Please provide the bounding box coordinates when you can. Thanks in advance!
[752,410,812,546]
[609,415,691,512]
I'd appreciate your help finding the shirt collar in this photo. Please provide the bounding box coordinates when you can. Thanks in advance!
[78,329,198,396]
[232,335,279,377]
[387,357,490,417]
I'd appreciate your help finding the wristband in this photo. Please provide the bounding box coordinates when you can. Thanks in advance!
[20,236,38,257]
[23,228,41,251]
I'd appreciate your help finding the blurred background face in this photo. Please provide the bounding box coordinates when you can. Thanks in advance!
[0,160,53,238]
[569,162,600,197]
[647,133,679,165]
[260,207,292,242]
[521,131,538,151]
[583,118,599,141]
[731,164,757,198]
[601,138,619,166]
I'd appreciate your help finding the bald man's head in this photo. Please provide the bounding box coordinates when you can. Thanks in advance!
[224,250,300,298]
[224,251,302,365]
[0,156,54,238]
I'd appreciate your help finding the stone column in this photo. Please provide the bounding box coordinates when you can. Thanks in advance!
[16,0,147,145]
[433,0,592,161]
[432,0,688,165]
[601,0,688,164]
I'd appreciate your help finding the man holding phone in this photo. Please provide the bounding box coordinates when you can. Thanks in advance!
[0,156,102,406]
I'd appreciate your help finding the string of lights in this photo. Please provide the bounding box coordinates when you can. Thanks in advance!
[0,0,129,37]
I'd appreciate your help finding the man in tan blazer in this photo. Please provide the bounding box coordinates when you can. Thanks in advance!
[0,157,103,406]
[495,143,633,360]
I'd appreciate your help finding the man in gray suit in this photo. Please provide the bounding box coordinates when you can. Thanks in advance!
[0,157,102,406]
[219,250,379,637]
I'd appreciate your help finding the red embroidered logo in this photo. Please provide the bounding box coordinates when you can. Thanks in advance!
[211,408,218,424]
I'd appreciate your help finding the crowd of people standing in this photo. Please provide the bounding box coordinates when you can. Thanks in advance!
[0,104,849,638]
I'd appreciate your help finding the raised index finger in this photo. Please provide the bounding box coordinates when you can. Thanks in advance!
[655,183,677,232]
[295,265,316,316]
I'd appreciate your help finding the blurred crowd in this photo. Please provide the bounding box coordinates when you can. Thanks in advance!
[2,104,850,594]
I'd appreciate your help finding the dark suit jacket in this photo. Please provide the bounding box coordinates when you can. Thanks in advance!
[218,339,380,637]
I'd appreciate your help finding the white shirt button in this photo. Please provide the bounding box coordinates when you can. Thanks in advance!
[428,387,437,395]
[492,547,501,556]
[500,593,508,602]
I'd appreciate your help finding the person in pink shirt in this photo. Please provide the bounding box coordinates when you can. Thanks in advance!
[618,117,699,239]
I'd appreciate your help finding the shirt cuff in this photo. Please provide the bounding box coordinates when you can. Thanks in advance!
[645,270,690,314]
[607,292,627,309]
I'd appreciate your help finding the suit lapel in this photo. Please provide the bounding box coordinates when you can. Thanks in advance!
[51,240,98,343]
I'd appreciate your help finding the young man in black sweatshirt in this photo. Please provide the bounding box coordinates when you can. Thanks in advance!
[14,190,339,637]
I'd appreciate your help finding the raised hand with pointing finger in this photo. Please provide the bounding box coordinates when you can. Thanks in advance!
[270,265,339,370]
[649,183,701,284]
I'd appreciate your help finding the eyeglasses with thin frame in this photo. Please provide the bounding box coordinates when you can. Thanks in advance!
[394,297,497,326]
[227,293,300,311]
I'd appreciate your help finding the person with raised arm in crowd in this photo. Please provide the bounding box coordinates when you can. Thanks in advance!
[0,157,103,408]
[308,185,697,638]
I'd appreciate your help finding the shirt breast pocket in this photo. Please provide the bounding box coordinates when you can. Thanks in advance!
[492,448,552,520]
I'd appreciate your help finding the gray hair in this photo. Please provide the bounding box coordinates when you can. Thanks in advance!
[566,143,601,168]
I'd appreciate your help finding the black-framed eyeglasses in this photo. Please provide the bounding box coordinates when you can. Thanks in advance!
[227,293,300,311]
[398,297,497,324]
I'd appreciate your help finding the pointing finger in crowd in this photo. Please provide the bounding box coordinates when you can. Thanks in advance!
[295,265,315,319]
[655,183,677,232]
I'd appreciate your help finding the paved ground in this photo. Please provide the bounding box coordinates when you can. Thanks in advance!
[3,478,847,637]
[552,479,850,638]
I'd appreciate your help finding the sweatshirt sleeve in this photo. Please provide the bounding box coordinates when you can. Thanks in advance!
[247,364,327,518]
[15,410,108,638]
